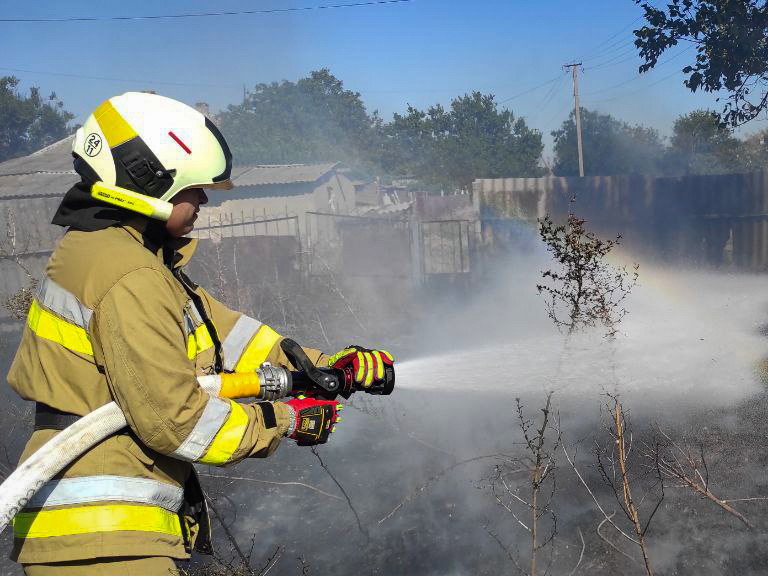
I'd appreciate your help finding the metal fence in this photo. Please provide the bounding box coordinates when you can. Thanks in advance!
[194,212,300,241]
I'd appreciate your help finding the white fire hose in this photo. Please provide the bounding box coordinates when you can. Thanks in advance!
[0,367,293,534]
[0,401,127,533]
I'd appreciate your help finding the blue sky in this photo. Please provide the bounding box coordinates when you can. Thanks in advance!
[0,0,747,158]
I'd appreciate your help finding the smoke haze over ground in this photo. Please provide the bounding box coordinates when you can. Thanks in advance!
[2,239,768,575]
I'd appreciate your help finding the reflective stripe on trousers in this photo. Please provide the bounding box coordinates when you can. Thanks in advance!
[14,505,182,539]
[15,476,185,540]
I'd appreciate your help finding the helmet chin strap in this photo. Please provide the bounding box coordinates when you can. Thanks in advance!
[91,182,173,221]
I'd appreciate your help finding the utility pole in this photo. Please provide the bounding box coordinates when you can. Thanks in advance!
[563,62,584,177]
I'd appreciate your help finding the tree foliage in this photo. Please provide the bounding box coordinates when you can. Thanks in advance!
[634,0,768,127]
[0,76,74,163]
[217,69,380,167]
[664,109,743,173]
[552,109,665,176]
[382,91,545,191]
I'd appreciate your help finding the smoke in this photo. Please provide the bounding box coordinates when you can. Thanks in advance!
[195,248,768,575]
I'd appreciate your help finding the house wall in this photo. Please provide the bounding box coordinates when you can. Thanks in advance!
[196,172,357,240]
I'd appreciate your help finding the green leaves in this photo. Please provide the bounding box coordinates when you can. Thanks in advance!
[382,91,545,191]
[634,0,768,127]
[0,76,74,163]
[552,109,665,176]
[537,213,638,337]
[220,71,544,192]
[217,69,379,168]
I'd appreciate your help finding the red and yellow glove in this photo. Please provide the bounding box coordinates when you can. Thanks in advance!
[328,345,394,389]
[284,396,341,445]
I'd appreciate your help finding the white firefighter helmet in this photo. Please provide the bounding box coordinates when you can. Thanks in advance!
[72,92,232,218]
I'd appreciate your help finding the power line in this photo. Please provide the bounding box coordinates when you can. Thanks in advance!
[577,15,644,62]
[0,66,238,88]
[583,45,692,97]
[525,73,568,127]
[497,74,563,105]
[591,66,687,104]
[587,52,640,72]
[585,43,641,71]
[0,0,411,23]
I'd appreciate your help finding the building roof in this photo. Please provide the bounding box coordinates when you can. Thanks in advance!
[231,163,339,187]
[0,136,77,199]
[0,138,341,200]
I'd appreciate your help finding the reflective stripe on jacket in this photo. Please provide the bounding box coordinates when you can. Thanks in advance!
[7,219,326,564]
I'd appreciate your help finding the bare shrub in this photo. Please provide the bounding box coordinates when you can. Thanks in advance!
[486,392,560,576]
[647,426,754,530]
[562,396,662,576]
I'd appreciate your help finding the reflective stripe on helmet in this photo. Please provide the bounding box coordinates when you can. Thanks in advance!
[26,476,184,512]
[171,396,231,462]
[221,315,263,372]
[94,100,138,149]
[13,505,182,539]
[233,325,282,373]
[199,400,248,465]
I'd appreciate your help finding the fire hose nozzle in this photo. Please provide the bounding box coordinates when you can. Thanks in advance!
[256,362,293,400]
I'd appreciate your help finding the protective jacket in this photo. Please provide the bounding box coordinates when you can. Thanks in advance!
[7,217,325,564]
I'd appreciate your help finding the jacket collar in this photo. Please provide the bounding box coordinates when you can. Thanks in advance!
[121,218,198,270]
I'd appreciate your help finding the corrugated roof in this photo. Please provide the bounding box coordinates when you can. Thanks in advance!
[0,136,76,199]
[232,163,338,187]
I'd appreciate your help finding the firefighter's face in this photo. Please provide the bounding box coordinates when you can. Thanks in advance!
[166,188,208,237]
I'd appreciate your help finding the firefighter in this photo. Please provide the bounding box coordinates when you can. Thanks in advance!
[6,92,393,575]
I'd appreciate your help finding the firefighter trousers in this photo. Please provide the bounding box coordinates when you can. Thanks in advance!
[23,556,179,575]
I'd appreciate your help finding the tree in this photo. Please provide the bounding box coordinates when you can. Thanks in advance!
[663,109,743,173]
[0,76,74,163]
[737,128,768,171]
[217,69,381,167]
[634,0,768,127]
[383,92,544,191]
[552,109,665,176]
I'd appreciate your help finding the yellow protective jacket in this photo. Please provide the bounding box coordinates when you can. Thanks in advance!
[7,218,326,564]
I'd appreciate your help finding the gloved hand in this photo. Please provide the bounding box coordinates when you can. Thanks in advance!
[328,346,394,389]
[284,396,341,445]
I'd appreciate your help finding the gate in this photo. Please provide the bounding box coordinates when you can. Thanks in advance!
[419,219,473,276]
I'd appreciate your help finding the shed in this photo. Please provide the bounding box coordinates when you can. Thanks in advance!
[197,162,357,238]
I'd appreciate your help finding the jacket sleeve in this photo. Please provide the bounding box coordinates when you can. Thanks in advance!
[196,286,329,373]
[91,267,292,464]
